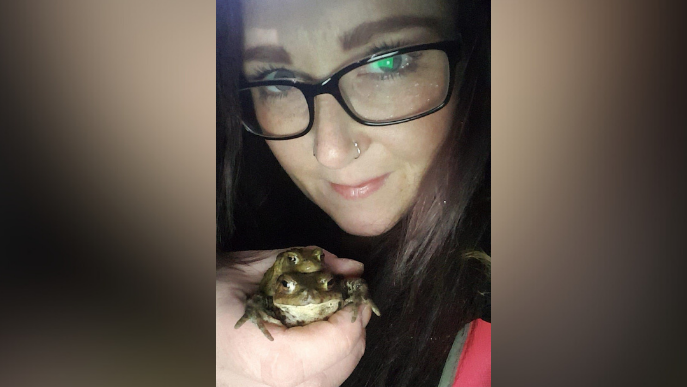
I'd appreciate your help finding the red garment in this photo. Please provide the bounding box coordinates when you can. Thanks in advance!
[452,318,491,386]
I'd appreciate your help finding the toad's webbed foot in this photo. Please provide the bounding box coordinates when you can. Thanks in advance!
[234,294,279,341]
[342,278,381,322]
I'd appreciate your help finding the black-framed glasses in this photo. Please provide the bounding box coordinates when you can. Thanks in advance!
[239,40,461,140]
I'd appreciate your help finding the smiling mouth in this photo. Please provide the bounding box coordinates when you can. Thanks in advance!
[330,173,390,200]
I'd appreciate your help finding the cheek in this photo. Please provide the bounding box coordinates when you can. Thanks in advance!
[390,102,454,163]
[266,141,312,180]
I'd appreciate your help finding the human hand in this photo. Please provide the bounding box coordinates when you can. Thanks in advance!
[216,247,372,387]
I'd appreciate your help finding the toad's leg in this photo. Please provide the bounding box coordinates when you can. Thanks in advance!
[234,294,278,341]
[342,278,381,322]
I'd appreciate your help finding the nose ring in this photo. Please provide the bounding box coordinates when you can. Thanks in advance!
[312,141,361,159]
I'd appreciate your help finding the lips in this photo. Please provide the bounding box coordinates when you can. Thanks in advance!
[330,173,389,200]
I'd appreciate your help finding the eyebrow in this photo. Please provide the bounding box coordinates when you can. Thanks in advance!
[243,15,442,70]
[243,45,292,64]
[340,15,443,51]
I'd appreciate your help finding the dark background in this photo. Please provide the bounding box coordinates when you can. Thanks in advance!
[2,0,687,386]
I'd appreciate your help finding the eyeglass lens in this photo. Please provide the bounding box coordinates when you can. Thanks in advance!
[240,49,449,138]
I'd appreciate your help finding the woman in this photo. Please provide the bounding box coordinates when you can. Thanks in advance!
[217,0,491,386]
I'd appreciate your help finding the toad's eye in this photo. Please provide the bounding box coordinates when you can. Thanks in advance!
[281,279,296,292]
[320,276,335,289]
[288,255,298,264]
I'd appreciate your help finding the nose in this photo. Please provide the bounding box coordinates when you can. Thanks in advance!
[312,94,358,169]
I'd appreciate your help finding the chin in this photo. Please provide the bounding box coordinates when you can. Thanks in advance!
[332,214,398,237]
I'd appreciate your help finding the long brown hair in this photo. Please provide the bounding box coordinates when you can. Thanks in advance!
[342,31,490,387]
[340,3,491,383]
[217,0,491,385]
[216,0,244,253]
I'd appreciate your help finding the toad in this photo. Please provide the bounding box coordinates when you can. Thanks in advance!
[235,254,380,341]
[259,247,325,296]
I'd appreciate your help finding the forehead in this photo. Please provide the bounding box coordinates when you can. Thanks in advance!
[242,0,455,71]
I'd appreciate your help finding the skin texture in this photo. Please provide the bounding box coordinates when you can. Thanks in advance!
[242,0,458,236]
[217,248,373,387]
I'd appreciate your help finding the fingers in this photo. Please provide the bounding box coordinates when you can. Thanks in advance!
[218,254,374,387]
[326,257,365,277]
[220,246,369,386]
[229,249,281,262]
[323,335,365,385]
[224,310,368,387]
[359,303,373,328]
[229,246,366,278]
[229,249,283,275]
[260,306,366,384]
[296,337,366,387]
[311,247,364,277]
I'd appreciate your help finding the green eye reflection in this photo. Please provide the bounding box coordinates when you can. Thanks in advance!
[371,56,401,72]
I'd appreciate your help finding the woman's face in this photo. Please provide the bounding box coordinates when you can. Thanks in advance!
[243,0,458,236]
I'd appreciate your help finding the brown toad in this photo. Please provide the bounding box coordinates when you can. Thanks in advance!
[259,247,325,296]
[235,255,380,341]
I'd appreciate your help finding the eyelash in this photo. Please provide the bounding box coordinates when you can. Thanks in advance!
[367,39,412,56]
[365,39,422,81]
[247,39,418,82]
[249,64,290,81]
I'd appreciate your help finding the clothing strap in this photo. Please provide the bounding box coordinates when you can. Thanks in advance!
[452,318,491,386]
